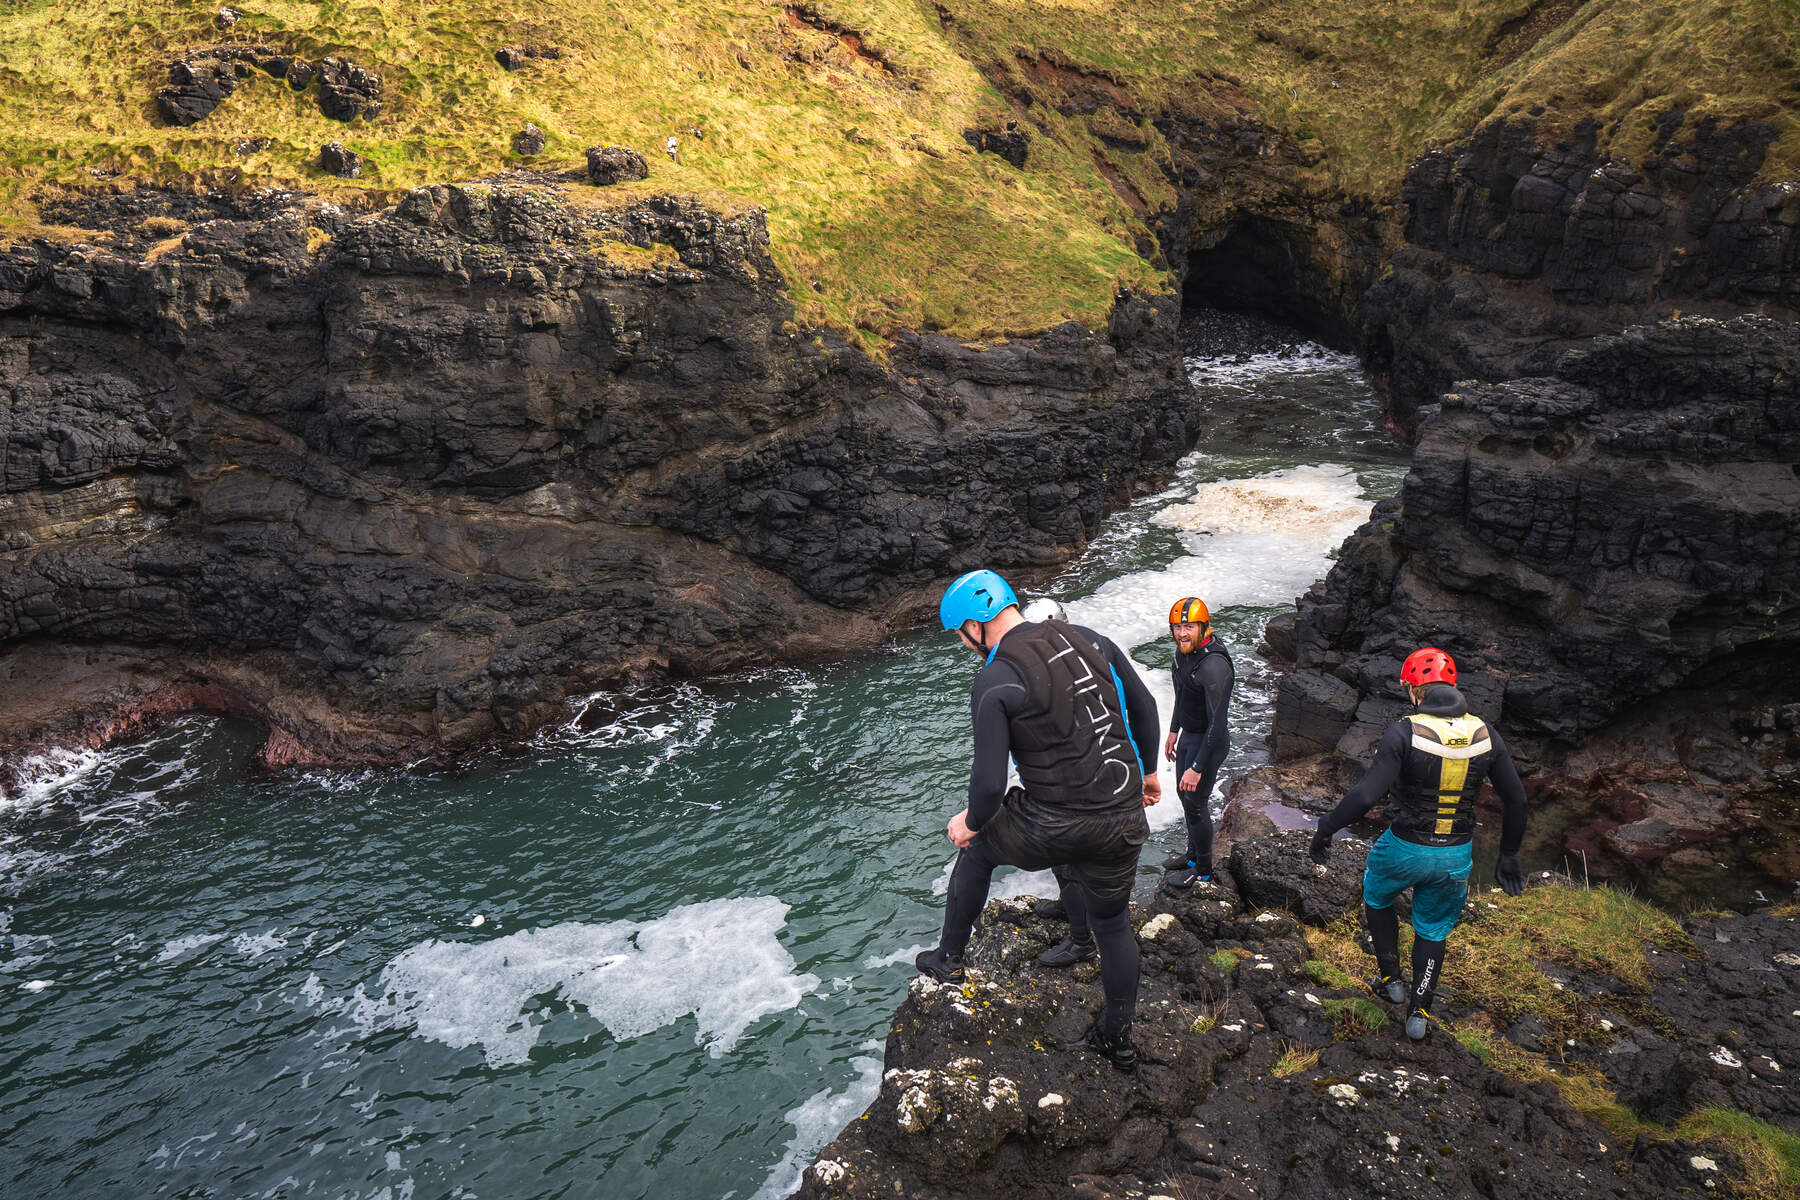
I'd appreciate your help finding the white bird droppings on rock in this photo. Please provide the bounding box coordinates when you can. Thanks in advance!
[1327,1084,1359,1106]
[1691,1155,1719,1171]
[1710,1046,1744,1069]
[1038,1092,1065,1109]
[812,1159,847,1185]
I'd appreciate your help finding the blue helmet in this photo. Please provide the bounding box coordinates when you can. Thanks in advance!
[939,569,1018,631]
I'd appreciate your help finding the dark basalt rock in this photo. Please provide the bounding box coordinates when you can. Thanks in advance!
[0,184,1191,764]
[496,44,562,70]
[285,57,314,89]
[316,56,382,121]
[1366,117,1800,431]
[318,141,361,178]
[1285,315,1800,749]
[962,122,1029,167]
[513,123,545,157]
[585,144,648,185]
[796,838,1777,1200]
[155,55,241,126]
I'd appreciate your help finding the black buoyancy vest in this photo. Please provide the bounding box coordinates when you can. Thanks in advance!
[1389,711,1495,846]
[1172,639,1233,741]
[993,619,1144,812]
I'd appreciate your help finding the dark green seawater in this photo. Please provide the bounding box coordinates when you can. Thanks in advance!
[0,314,1407,1200]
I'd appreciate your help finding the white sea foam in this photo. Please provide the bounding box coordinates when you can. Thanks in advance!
[930,857,1061,902]
[1,746,115,812]
[1183,342,1362,389]
[861,943,934,970]
[750,1045,884,1200]
[1067,464,1374,653]
[158,933,229,963]
[313,897,817,1067]
[232,932,289,960]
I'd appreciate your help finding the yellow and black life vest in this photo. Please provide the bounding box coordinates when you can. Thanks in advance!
[1391,712,1494,846]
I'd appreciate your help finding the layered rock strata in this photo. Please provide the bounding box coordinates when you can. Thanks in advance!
[0,184,1193,765]
[1271,315,1800,896]
[797,833,1797,1200]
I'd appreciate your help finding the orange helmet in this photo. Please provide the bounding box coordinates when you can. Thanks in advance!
[1400,646,1457,687]
[1168,597,1211,627]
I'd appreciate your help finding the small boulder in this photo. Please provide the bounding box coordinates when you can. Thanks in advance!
[285,57,314,89]
[155,55,239,126]
[319,141,362,178]
[495,45,527,71]
[961,121,1029,168]
[233,136,270,157]
[317,56,381,121]
[215,7,241,31]
[585,144,648,186]
[513,123,546,156]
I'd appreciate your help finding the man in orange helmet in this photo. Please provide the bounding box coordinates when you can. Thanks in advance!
[1162,597,1234,888]
[1308,647,1528,1041]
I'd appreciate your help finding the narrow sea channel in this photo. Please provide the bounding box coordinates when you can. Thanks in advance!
[0,310,1407,1200]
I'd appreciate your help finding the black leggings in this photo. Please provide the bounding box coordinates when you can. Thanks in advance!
[1178,762,1219,870]
[943,841,1139,1035]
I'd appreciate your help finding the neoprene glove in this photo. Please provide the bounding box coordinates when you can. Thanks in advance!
[1495,851,1524,897]
[1308,829,1332,866]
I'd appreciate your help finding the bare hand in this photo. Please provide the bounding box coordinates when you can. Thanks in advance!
[1179,767,1203,793]
[1164,732,1178,762]
[947,808,975,848]
[1142,772,1162,807]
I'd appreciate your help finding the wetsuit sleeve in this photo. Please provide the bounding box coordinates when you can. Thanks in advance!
[1486,727,1528,855]
[1167,660,1186,738]
[1197,653,1233,770]
[965,659,1025,832]
[1098,635,1159,774]
[1317,721,1407,837]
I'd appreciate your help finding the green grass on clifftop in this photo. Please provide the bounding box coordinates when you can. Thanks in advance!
[1,1,1796,340]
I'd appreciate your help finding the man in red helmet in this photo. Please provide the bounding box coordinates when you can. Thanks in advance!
[1308,647,1528,1041]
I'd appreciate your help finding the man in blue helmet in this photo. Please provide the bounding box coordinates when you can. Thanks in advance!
[916,569,1163,1071]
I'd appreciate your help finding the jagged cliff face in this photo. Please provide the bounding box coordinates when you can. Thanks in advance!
[1368,117,1800,427]
[1271,316,1800,892]
[0,184,1193,762]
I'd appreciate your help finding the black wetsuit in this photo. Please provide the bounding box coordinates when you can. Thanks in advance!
[939,619,1159,1036]
[1170,637,1233,871]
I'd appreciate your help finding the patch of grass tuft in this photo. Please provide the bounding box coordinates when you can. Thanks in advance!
[1271,1042,1321,1078]
[1323,995,1389,1038]
[1677,1108,1800,1200]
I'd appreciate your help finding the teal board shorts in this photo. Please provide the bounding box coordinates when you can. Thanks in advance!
[1362,829,1473,941]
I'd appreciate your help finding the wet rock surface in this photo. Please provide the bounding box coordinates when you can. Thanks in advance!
[798,833,1792,1199]
[0,183,1191,765]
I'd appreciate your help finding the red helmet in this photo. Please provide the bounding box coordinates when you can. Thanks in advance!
[1401,646,1457,687]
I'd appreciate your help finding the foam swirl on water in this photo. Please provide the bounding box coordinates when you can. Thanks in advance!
[309,897,818,1067]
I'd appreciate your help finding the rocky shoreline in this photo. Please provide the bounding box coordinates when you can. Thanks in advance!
[795,832,1800,1200]
[0,182,1195,772]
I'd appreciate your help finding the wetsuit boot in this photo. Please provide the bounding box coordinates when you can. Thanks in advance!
[1364,903,1406,1004]
[1039,879,1097,966]
[1407,936,1447,1041]
[1038,935,1098,967]
[914,948,965,984]
[1075,903,1140,1071]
